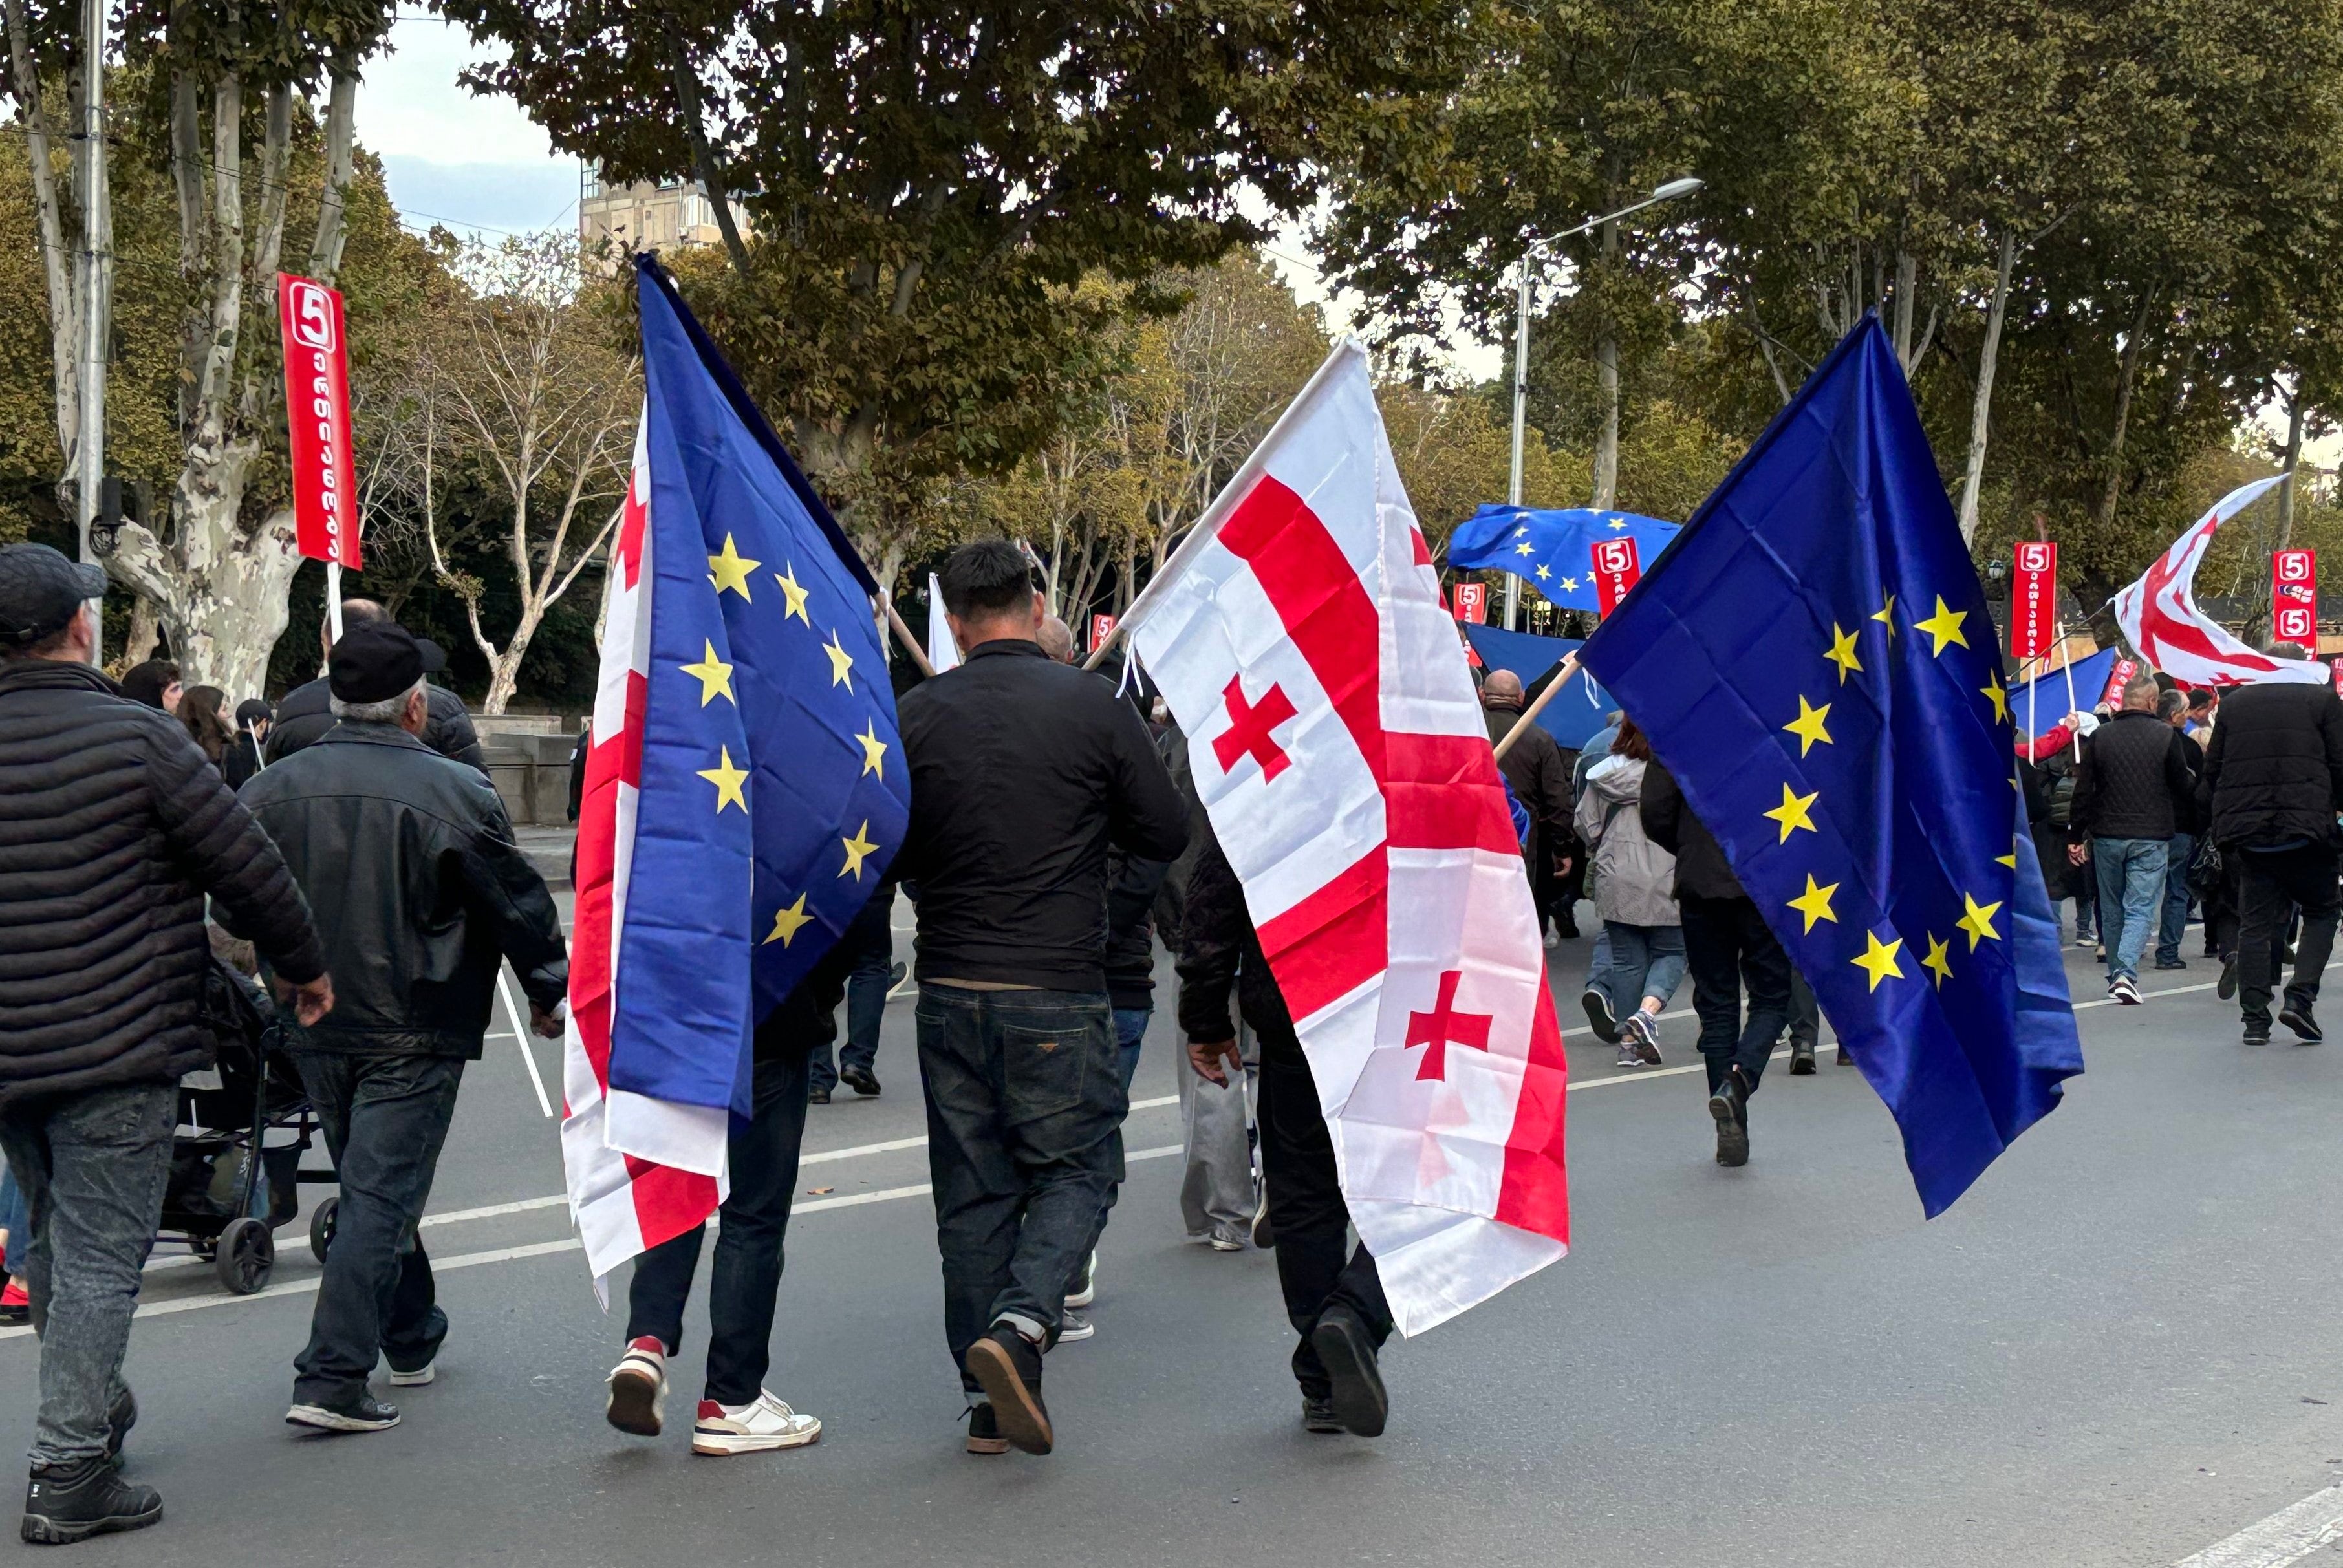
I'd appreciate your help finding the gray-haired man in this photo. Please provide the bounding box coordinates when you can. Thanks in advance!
[231,622,567,1434]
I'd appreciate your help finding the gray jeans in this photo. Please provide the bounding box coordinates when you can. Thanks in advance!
[0,1082,176,1466]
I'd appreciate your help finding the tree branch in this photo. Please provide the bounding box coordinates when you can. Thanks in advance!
[669,34,753,279]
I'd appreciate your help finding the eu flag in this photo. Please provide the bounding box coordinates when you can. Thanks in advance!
[612,256,911,1121]
[1447,504,1681,612]
[1578,316,2082,1216]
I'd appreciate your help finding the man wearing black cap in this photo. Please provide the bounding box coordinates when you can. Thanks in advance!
[0,545,333,1543]
[265,598,488,773]
[233,620,567,1435]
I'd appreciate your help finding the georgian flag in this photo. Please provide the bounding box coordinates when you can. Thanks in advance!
[2113,477,2327,687]
[1118,341,1570,1335]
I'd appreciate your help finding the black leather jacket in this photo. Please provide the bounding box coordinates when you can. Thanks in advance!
[230,722,567,1057]
[266,675,489,776]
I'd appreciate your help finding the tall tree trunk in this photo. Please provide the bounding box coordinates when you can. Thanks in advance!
[3,0,76,489]
[1892,250,1916,370]
[2091,294,2157,533]
[2274,391,2305,552]
[1957,230,2016,544]
[1591,216,1621,510]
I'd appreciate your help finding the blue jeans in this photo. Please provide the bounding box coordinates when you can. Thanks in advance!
[2092,837,2170,982]
[0,1163,27,1278]
[1589,921,1686,1013]
[2157,832,2196,965]
[916,984,1125,1392]
[811,892,893,1091]
[1110,1007,1149,1093]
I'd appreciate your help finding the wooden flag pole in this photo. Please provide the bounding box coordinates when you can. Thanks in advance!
[1493,652,1582,762]
[880,595,936,678]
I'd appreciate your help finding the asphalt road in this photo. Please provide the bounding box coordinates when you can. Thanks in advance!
[3,914,2338,1568]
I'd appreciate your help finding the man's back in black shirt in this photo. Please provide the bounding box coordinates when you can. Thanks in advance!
[895,639,1189,991]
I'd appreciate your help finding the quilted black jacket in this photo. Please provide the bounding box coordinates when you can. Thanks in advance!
[2199,680,2343,848]
[0,658,325,1100]
[2071,709,2194,841]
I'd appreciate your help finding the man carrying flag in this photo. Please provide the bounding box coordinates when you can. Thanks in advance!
[1579,316,2082,1210]
[568,257,910,1456]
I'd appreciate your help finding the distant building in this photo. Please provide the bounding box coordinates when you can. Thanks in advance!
[579,164,748,269]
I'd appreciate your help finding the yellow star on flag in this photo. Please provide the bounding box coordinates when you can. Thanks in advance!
[679,640,735,707]
[1914,595,1970,656]
[838,820,878,880]
[822,630,854,691]
[1956,890,2003,950]
[1852,930,1905,992]
[763,892,814,947]
[854,720,888,779]
[707,534,761,599]
[1535,564,1552,581]
[773,564,810,625]
[1514,526,1530,538]
[1996,835,2021,869]
[1871,593,1897,639]
[1782,695,1833,757]
[697,746,749,814]
[1787,873,1839,933]
[1763,782,1820,843]
[1515,542,1535,557]
[1921,932,1954,989]
[1824,623,1863,684]
[1980,671,2009,724]
[1560,577,1580,592]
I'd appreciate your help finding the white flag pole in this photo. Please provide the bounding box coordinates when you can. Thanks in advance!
[2057,622,2081,761]
[499,968,554,1119]
[325,559,345,642]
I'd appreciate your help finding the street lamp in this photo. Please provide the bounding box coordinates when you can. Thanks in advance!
[1504,176,1704,628]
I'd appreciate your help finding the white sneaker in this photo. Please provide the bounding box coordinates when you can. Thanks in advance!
[385,1360,435,1388]
[1065,1251,1096,1309]
[605,1337,667,1437]
[1057,1307,1096,1342]
[691,1390,822,1455]
[1207,1224,1246,1252]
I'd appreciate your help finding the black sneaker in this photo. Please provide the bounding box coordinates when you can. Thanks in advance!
[21,1459,160,1545]
[1301,1394,1344,1434]
[2154,957,2188,971]
[2279,1003,2323,1044]
[963,1404,1010,1456]
[1579,987,1621,1044]
[1709,1075,1749,1168]
[1309,1307,1388,1437]
[285,1392,400,1434]
[1788,1038,1817,1075]
[962,1325,1051,1455]
[103,1388,135,1467]
[2218,956,2239,1001]
[839,1064,881,1097]
[2243,1016,2273,1045]
[887,961,908,990]
[808,1086,832,1105]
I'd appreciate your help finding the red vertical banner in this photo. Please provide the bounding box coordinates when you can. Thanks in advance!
[1452,581,1488,624]
[2099,654,2140,707]
[1089,613,1116,652]
[2273,548,2318,646]
[1591,537,1641,616]
[278,274,360,569]
[2011,541,2057,659]
[2330,658,2343,698]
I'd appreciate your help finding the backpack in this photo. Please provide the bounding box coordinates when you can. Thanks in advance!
[2045,760,2078,828]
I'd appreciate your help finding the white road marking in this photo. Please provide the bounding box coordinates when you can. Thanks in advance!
[2174,1484,2343,1567]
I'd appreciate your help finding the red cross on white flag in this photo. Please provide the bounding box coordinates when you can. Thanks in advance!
[1117,340,1569,1336]
[2113,477,2327,688]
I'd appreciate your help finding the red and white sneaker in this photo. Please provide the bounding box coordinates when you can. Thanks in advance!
[691,1391,822,1455]
[605,1337,667,1437]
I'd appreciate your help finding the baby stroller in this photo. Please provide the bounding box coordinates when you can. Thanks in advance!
[158,957,332,1295]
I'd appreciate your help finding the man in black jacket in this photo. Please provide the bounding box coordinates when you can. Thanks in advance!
[893,541,1188,1457]
[1179,827,1392,1437]
[0,547,332,1543]
[1641,758,1791,1167]
[2197,647,2343,1044]
[2071,673,2196,1003]
[1482,672,1578,940]
[233,622,567,1434]
[265,599,488,775]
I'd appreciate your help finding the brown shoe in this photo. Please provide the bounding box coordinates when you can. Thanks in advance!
[964,1404,1010,1455]
[963,1326,1052,1455]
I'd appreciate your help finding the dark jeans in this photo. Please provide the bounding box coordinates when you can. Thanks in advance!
[1679,893,1795,1097]
[916,983,1124,1395]
[627,1044,812,1406]
[290,1052,466,1406]
[1070,1005,1152,1294]
[2156,832,2196,964]
[811,894,893,1092]
[1786,970,1820,1049]
[0,1082,175,1466]
[1257,1041,1391,1399]
[2236,843,2342,1026]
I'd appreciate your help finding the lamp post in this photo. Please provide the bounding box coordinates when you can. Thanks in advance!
[1504,176,1703,628]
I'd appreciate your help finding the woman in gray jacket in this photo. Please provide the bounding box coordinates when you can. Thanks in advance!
[1573,716,1685,1068]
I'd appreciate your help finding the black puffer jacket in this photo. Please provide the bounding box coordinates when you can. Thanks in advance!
[1175,829,1302,1064]
[0,659,325,1100]
[2071,709,2194,840]
[265,675,488,776]
[2199,680,2343,848]
[231,722,566,1057]
[1638,759,1745,901]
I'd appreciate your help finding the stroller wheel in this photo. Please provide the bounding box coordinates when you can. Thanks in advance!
[215,1216,274,1295]
[308,1197,339,1265]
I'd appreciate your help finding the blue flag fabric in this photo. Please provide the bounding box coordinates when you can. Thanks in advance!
[1460,625,1617,751]
[1448,504,1681,612]
[612,257,910,1119]
[2012,648,2115,744]
[1578,316,2082,1216]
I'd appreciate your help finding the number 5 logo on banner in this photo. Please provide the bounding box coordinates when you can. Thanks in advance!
[287,280,336,352]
